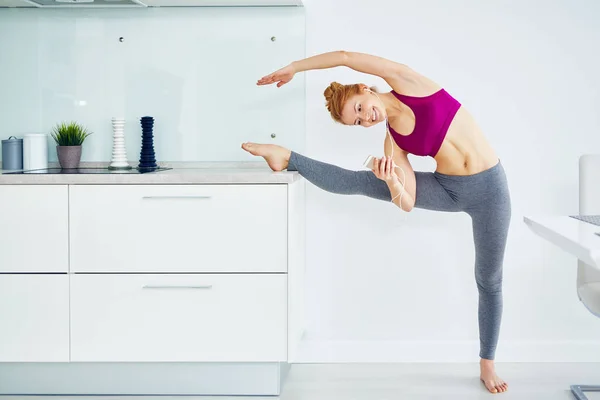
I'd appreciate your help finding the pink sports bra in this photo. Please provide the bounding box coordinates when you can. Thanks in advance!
[387,89,461,157]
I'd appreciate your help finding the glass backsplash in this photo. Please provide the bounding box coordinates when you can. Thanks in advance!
[0,6,305,164]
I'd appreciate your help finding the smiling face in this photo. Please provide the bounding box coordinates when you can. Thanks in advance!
[323,82,386,127]
[340,90,386,127]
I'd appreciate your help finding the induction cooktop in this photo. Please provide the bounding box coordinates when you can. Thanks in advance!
[3,167,172,174]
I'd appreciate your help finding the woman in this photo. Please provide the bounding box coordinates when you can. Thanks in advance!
[241,50,511,394]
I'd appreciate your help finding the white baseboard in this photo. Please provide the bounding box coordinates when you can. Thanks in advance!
[293,339,600,363]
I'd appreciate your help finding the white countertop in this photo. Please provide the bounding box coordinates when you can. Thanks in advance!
[0,162,301,185]
[524,215,600,269]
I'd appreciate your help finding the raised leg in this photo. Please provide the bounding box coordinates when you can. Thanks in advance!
[288,151,465,212]
[287,151,392,201]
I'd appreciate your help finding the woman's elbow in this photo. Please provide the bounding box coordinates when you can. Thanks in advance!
[405,194,416,212]
[338,50,350,65]
[397,197,415,212]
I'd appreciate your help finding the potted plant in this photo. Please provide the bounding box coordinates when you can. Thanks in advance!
[50,121,92,169]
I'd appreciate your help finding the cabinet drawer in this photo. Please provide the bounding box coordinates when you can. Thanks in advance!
[69,185,287,273]
[0,185,68,273]
[70,274,287,362]
[0,275,69,362]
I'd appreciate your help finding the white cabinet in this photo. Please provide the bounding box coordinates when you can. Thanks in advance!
[0,178,305,395]
[70,273,287,362]
[0,185,68,273]
[69,185,287,273]
[0,275,70,362]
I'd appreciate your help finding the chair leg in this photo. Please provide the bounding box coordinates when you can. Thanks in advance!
[571,385,600,400]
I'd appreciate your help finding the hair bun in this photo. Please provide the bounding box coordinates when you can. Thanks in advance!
[324,81,343,102]
[322,81,365,124]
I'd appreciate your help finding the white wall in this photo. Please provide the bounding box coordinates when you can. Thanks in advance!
[296,0,600,362]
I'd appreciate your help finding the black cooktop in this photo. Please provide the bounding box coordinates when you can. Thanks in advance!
[3,167,172,175]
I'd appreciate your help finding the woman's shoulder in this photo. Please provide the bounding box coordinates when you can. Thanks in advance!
[385,65,443,97]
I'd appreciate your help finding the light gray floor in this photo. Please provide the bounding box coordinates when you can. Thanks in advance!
[2,363,599,400]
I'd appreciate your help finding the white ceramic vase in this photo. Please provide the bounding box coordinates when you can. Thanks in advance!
[109,117,131,170]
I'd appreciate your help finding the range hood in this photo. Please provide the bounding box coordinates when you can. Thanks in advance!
[0,0,303,7]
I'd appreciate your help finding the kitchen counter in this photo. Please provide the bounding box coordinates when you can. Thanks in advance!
[0,161,306,397]
[0,161,301,185]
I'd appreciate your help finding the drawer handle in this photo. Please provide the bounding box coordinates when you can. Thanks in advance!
[142,285,213,290]
[142,196,212,200]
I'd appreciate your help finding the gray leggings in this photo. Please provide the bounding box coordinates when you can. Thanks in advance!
[288,151,511,360]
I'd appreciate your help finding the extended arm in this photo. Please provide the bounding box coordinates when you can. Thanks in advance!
[290,50,440,95]
[291,50,414,82]
[258,50,439,93]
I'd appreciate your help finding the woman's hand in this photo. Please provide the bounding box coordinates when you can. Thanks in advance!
[257,64,296,88]
[372,156,401,185]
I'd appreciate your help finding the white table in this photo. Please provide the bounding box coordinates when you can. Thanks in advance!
[524,215,600,400]
[524,215,600,270]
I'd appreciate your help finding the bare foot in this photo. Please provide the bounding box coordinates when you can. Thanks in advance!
[480,359,508,394]
[241,142,291,172]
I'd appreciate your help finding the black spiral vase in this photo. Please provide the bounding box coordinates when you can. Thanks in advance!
[139,116,157,169]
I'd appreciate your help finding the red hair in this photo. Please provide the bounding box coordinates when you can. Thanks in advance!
[323,82,377,123]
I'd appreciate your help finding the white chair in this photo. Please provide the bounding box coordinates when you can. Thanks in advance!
[570,154,600,400]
